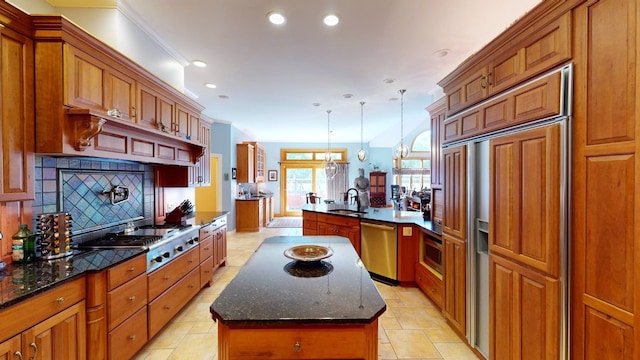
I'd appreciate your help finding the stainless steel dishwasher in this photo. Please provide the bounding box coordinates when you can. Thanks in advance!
[360,220,398,282]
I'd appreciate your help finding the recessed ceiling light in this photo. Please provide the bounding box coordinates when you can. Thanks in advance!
[312,103,321,107]
[205,83,217,89]
[389,97,399,102]
[383,78,395,84]
[433,49,451,58]
[343,94,353,99]
[323,14,340,26]
[267,11,286,25]
[218,95,229,100]
[192,60,207,67]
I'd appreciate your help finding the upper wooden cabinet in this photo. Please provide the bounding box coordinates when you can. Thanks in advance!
[236,143,255,183]
[242,142,265,182]
[31,15,206,166]
[426,98,446,188]
[440,11,571,116]
[0,22,34,202]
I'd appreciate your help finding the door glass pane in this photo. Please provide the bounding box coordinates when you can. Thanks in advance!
[285,168,312,213]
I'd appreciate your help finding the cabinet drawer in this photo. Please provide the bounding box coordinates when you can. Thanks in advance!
[108,306,148,360]
[200,256,214,288]
[148,267,200,339]
[317,213,360,227]
[199,236,214,262]
[416,264,443,309]
[148,247,199,300]
[227,326,367,359]
[107,255,146,291]
[107,273,147,330]
[199,223,213,238]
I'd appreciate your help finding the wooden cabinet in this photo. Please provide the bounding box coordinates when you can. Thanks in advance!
[236,199,263,232]
[190,117,212,186]
[427,98,446,189]
[136,81,174,131]
[441,11,571,116]
[316,213,361,254]
[442,145,466,239]
[443,234,466,335]
[218,321,378,360]
[239,141,266,182]
[369,171,387,207]
[416,263,443,309]
[302,211,318,235]
[262,196,273,226]
[213,224,227,269]
[490,254,560,360]
[85,255,147,360]
[236,143,255,183]
[0,278,86,360]
[199,224,215,288]
[571,0,640,358]
[0,24,34,202]
[397,224,419,284]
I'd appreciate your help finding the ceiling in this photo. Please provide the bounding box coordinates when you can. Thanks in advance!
[85,0,542,146]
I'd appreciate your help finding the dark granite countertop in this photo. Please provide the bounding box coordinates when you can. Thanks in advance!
[191,211,228,226]
[301,204,441,237]
[0,248,145,309]
[210,236,386,326]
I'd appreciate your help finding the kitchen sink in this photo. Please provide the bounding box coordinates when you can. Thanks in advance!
[328,209,367,216]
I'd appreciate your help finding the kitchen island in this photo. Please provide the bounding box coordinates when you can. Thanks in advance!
[210,236,386,359]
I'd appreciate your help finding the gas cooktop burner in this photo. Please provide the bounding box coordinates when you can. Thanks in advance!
[78,233,163,249]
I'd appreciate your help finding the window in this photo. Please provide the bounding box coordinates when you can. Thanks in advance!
[411,130,431,152]
[396,158,431,193]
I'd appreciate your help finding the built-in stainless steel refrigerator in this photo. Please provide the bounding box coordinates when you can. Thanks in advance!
[447,64,572,359]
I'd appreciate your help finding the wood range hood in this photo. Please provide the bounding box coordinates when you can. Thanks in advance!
[31,15,206,166]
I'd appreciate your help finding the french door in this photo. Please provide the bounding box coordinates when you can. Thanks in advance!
[281,164,327,216]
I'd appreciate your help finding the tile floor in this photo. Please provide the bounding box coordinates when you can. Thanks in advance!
[133,223,479,360]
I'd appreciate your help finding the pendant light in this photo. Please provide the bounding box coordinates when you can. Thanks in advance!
[324,110,338,180]
[357,101,367,162]
[395,89,409,159]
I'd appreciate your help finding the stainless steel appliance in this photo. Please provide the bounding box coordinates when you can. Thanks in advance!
[360,220,397,282]
[422,235,442,274]
[76,224,199,273]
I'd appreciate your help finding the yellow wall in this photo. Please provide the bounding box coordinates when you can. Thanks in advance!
[195,156,220,211]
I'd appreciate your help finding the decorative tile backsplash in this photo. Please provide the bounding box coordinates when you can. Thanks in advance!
[33,157,155,243]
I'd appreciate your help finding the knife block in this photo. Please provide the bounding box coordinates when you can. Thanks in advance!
[165,208,188,225]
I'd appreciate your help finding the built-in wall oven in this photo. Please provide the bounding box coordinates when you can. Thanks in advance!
[422,235,442,274]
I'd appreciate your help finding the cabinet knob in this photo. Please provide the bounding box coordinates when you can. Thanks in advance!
[293,341,301,352]
[129,295,136,302]
[56,297,65,303]
[128,267,136,272]
[129,335,137,341]
[164,305,171,310]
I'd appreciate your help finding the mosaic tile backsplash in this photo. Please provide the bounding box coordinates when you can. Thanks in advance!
[33,157,155,244]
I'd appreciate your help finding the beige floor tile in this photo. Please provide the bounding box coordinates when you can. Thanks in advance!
[424,326,464,343]
[434,342,480,360]
[378,342,398,359]
[167,333,216,360]
[132,348,174,360]
[145,321,194,349]
[387,329,443,359]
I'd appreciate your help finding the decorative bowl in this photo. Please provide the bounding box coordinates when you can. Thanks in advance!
[283,245,333,262]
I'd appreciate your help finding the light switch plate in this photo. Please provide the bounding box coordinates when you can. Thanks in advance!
[402,227,412,236]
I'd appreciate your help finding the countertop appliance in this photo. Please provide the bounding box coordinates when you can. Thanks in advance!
[75,223,199,273]
[360,220,398,283]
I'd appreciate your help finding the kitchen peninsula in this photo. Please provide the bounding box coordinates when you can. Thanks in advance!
[210,236,386,359]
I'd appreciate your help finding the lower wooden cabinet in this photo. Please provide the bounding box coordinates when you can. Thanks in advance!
[302,211,318,235]
[213,225,227,269]
[0,300,86,360]
[218,320,379,360]
[148,267,201,338]
[236,199,263,232]
[415,263,443,309]
[443,234,466,335]
[108,306,147,360]
[490,254,560,360]
[317,214,361,254]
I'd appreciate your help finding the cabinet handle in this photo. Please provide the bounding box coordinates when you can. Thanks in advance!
[30,343,38,359]
[164,305,171,310]
[293,341,301,352]
[56,297,65,303]
[164,276,170,280]
[14,351,22,360]
[188,284,195,289]
[129,295,136,302]
[204,247,210,251]
[128,267,136,272]
[486,72,493,86]
[480,76,487,89]
[129,335,137,341]
[131,106,137,117]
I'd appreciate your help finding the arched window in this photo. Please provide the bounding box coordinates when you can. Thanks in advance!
[411,130,431,152]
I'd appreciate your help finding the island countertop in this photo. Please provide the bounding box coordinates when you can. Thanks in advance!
[210,236,386,326]
[301,203,441,236]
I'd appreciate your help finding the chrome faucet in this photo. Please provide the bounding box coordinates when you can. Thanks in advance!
[346,187,361,212]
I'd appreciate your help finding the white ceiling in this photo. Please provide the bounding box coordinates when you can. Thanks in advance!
[98,1,542,145]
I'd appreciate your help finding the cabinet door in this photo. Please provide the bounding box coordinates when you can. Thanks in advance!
[174,105,190,138]
[443,235,466,335]
[236,143,255,183]
[429,100,445,188]
[0,335,20,360]
[254,143,265,182]
[0,26,34,201]
[104,69,136,122]
[65,44,104,111]
[490,254,560,360]
[445,67,488,115]
[443,145,467,239]
[22,301,86,360]
[490,124,561,277]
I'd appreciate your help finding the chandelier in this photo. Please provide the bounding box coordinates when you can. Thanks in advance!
[324,110,338,180]
[357,101,367,162]
[395,89,409,159]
